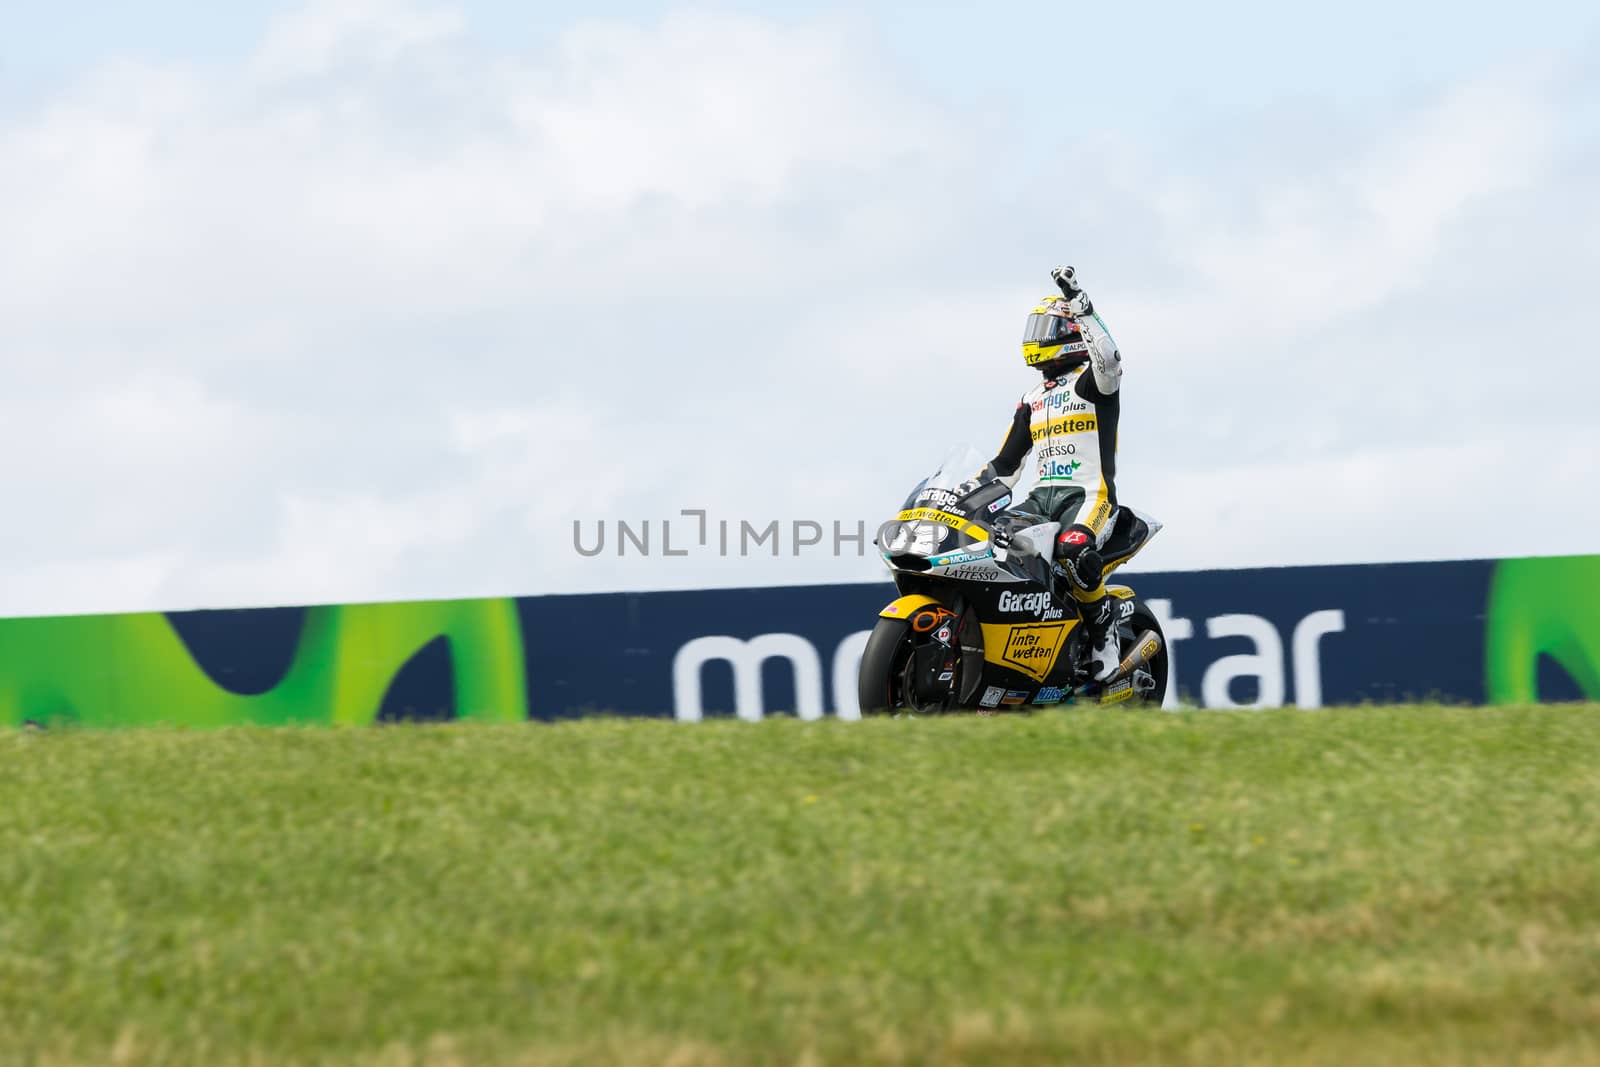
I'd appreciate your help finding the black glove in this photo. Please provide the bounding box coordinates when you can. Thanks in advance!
[956,465,1001,497]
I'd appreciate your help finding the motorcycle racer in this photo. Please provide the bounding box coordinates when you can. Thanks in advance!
[982,266,1126,681]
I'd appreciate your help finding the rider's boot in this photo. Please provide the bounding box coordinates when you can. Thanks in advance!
[1056,541,1119,682]
[1078,593,1119,682]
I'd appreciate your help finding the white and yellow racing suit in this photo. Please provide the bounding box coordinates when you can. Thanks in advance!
[986,312,1124,618]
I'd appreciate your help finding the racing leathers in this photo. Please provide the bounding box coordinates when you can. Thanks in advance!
[988,312,1124,679]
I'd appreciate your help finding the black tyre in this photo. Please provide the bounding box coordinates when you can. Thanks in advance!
[857,616,914,717]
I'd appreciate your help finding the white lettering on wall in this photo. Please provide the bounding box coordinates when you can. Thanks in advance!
[830,631,872,721]
[1202,614,1286,708]
[669,608,1347,719]
[672,634,824,722]
[1145,599,1193,710]
[1291,610,1346,708]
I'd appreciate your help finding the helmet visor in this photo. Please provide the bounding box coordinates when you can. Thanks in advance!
[1023,312,1080,346]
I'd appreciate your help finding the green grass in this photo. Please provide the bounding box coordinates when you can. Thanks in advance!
[2,705,1599,1066]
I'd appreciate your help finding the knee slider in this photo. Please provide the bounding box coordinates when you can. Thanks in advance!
[1069,548,1104,594]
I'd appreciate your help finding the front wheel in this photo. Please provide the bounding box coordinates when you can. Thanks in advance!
[857,617,913,717]
[857,615,956,717]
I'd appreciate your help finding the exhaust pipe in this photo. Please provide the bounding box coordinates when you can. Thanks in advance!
[1093,629,1164,706]
[1116,630,1163,680]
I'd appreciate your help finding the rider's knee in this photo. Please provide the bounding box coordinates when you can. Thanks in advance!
[1055,525,1104,597]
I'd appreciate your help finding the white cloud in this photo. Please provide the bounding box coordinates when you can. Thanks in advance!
[1098,70,1559,362]
[251,0,467,80]
[0,1,1595,616]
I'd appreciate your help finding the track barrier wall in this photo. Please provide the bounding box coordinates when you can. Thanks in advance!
[2,555,1597,727]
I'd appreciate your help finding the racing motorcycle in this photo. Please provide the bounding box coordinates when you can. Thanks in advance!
[858,446,1168,715]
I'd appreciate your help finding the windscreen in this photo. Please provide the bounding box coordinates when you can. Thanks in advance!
[921,444,990,493]
[898,445,990,510]
[897,444,1000,513]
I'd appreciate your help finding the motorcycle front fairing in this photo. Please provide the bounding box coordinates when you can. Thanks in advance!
[875,445,1027,586]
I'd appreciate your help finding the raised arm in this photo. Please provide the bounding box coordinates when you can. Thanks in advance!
[1051,265,1121,396]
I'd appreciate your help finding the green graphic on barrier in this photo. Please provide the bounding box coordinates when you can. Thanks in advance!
[1485,556,1600,703]
[0,599,527,727]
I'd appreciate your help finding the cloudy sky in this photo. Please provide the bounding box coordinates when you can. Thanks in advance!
[3,0,1597,617]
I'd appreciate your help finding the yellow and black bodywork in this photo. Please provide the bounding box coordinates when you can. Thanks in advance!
[861,483,1167,715]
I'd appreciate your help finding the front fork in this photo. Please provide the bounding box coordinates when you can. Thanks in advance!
[904,595,969,712]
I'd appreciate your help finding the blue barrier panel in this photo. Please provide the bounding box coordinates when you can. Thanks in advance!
[520,559,1515,720]
[5,555,1597,727]
[519,584,893,721]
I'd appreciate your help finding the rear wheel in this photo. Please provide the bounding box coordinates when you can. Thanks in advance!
[1118,602,1169,706]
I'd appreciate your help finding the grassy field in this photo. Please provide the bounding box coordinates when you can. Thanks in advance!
[1,705,1598,1066]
